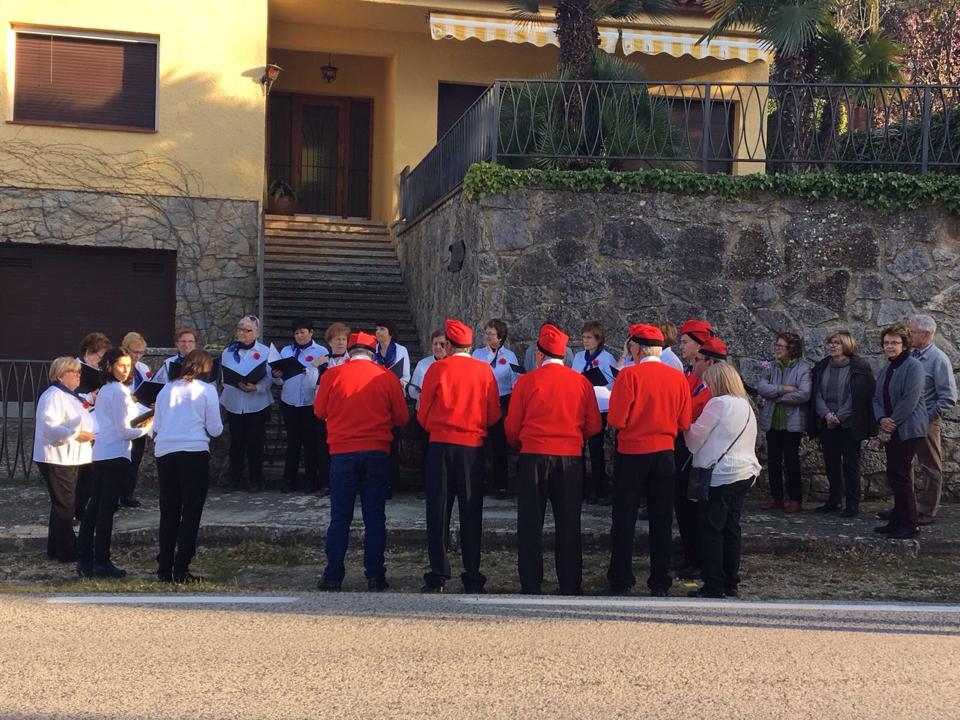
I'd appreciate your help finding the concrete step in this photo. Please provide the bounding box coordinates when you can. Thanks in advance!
[264,247,397,262]
[264,229,393,244]
[263,261,402,275]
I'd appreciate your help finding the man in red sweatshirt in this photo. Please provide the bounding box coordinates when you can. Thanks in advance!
[417,318,501,593]
[603,323,692,597]
[505,324,602,595]
[313,331,409,591]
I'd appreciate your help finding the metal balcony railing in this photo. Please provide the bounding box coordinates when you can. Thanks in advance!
[398,80,960,227]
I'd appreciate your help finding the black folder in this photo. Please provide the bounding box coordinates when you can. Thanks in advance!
[132,380,165,406]
[166,360,183,381]
[583,367,611,387]
[129,408,155,428]
[269,356,307,380]
[77,363,103,394]
[509,363,526,375]
[388,362,404,379]
[205,356,222,383]
[222,361,268,388]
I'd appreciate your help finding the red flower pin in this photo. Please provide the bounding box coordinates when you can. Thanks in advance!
[305,355,313,362]
[146,371,153,378]
[592,359,599,366]
[253,352,261,360]
[499,358,507,365]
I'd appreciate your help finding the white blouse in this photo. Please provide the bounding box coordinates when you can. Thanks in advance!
[683,395,761,486]
[472,345,519,397]
[91,382,150,462]
[33,385,96,466]
[220,342,273,414]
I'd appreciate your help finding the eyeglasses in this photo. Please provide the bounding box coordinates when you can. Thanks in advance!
[883,340,903,347]
[64,369,81,375]
[237,327,256,333]
[825,341,841,347]
[774,343,789,349]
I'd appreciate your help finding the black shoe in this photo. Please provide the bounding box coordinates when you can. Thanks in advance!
[281,483,296,493]
[248,482,262,493]
[463,585,486,594]
[317,579,341,591]
[672,563,701,580]
[887,526,920,539]
[174,571,204,584]
[650,587,669,598]
[876,509,892,521]
[597,495,613,507]
[92,562,127,579]
[495,488,508,500]
[76,561,95,578]
[874,523,896,534]
[584,493,598,505]
[637,508,648,521]
[840,507,859,518]
[918,514,935,526]
[687,587,724,599]
[595,585,631,597]
[724,587,739,598]
[367,576,389,592]
[813,503,840,513]
[420,583,444,594]
[120,498,142,508]
[315,487,331,498]
[157,569,174,583]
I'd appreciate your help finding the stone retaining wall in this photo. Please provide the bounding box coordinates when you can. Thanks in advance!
[397,188,960,500]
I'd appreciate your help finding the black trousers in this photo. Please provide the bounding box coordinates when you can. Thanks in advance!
[78,458,128,565]
[75,463,94,521]
[607,450,675,593]
[486,395,511,493]
[122,436,146,502]
[157,451,210,577]
[583,413,609,499]
[819,427,862,511]
[698,478,752,596]
[226,408,270,489]
[885,435,923,529]
[280,402,318,490]
[38,462,78,562]
[424,442,486,590]
[674,437,701,567]
[766,430,803,502]
[517,453,583,595]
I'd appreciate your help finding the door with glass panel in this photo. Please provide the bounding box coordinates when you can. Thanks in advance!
[268,94,372,218]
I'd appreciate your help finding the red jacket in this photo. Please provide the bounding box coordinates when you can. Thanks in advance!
[417,353,501,447]
[504,362,603,456]
[608,359,692,454]
[313,356,409,455]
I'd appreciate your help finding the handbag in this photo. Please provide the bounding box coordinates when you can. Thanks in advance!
[685,417,751,503]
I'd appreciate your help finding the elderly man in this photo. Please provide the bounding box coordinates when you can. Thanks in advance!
[418,319,501,594]
[313,331,409,592]
[908,314,957,524]
[601,323,691,597]
[505,324,602,595]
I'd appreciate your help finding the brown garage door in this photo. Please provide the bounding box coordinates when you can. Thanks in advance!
[0,244,177,360]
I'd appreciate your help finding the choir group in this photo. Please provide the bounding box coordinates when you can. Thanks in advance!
[31,310,956,597]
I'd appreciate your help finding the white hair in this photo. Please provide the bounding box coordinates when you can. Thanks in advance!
[639,345,663,358]
[909,314,936,335]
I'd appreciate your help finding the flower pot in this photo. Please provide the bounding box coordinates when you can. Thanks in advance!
[268,195,296,215]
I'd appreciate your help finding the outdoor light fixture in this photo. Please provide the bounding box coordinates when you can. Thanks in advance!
[260,63,282,95]
[320,54,338,83]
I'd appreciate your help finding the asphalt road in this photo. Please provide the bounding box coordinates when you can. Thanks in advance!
[2,593,958,719]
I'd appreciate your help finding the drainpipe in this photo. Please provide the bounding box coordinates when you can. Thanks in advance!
[257,205,265,335]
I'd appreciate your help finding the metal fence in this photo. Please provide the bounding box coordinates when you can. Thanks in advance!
[398,80,960,226]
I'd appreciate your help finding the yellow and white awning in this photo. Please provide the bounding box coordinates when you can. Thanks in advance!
[429,13,619,54]
[621,28,771,63]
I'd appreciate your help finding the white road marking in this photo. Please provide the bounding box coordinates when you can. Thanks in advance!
[48,595,299,605]
[461,596,960,614]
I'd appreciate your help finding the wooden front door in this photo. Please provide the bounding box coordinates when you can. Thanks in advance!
[268,94,372,218]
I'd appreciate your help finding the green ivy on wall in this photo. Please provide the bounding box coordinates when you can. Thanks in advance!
[462,162,960,215]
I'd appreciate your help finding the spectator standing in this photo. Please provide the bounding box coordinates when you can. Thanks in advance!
[572,320,617,505]
[473,318,518,498]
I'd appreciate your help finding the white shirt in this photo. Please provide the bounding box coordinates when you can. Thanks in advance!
[684,395,761,486]
[661,347,685,373]
[220,342,273,414]
[376,342,411,391]
[472,345,519,397]
[408,354,441,407]
[273,341,328,407]
[154,380,224,457]
[91,382,149,462]
[33,385,96,466]
[132,361,153,390]
[572,348,618,413]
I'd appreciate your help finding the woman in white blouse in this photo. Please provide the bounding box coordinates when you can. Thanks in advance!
[77,348,151,578]
[683,362,760,599]
[33,357,96,563]
[472,318,518,498]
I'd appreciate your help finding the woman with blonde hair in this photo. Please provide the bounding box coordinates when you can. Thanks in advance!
[683,363,760,599]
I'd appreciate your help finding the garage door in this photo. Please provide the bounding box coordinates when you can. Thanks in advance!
[0,244,177,360]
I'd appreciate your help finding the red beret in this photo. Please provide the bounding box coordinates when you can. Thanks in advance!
[679,319,713,345]
[445,318,472,347]
[536,324,568,359]
[699,336,728,360]
[347,331,377,352]
[629,323,665,347]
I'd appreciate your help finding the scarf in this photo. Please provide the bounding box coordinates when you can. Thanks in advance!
[52,380,86,402]
[375,342,397,368]
[292,341,312,360]
[582,346,604,372]
[227,340,255,364]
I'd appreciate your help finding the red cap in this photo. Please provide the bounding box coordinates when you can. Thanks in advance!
[536,324,568,359]
[347,331,377,352]
[629,323,665,347]
[699,336,728,360]
[445,318,473,347]
[679,319,713,345]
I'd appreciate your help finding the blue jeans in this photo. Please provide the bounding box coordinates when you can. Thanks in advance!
[323,451,390,585]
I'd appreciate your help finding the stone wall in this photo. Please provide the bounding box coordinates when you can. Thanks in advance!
[397,188,960,500]
[0,186,259,343]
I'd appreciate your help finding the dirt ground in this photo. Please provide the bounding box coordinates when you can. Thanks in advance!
[2,540,959,603]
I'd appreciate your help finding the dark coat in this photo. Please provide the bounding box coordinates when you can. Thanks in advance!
[808,354,877,441]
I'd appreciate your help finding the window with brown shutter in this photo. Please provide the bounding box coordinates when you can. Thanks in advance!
[13,30,158,132]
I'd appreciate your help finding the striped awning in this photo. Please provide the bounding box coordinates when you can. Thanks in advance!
[429,13,620,54]
[621,28,771,63]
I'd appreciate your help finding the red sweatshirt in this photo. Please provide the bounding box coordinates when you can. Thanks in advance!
[690,380,713,422]
[608,358,692,454]
[313,356,409,454]
[417,353,501,447]
[504,361,603,456]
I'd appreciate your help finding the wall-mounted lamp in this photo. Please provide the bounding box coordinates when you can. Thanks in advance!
[260,63,283,95]
[320,54,338,84]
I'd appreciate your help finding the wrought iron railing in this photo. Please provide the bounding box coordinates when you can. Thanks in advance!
[398,80,960,226]
[0,359,50,480]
